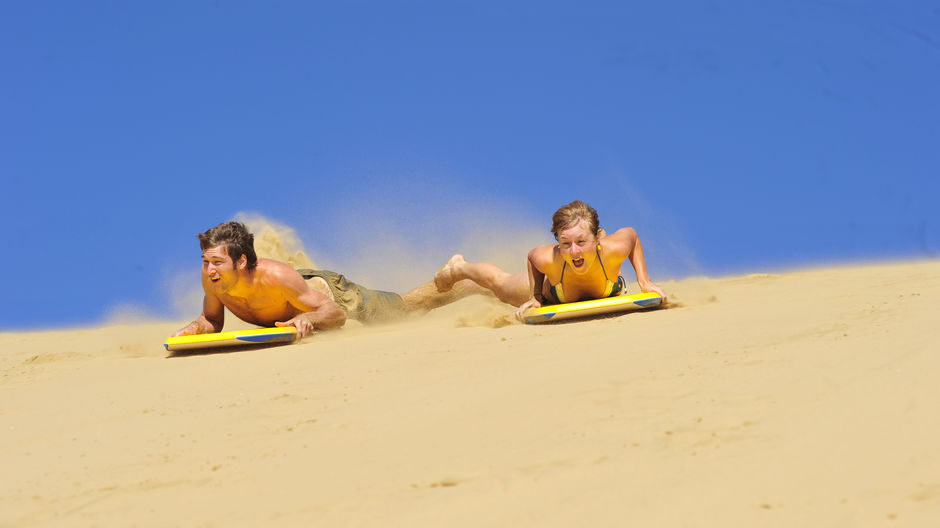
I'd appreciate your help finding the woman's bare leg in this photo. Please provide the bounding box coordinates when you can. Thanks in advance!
[399,279,493,313]
[433,254,531,306]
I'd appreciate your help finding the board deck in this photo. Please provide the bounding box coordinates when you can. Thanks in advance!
[164,327,298,352]
[522,291,663,324]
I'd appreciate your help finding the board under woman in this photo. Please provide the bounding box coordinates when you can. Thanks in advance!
[433,200,667,321]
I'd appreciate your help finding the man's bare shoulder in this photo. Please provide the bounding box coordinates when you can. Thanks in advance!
[254,259,334,311]
[254,259,307,288]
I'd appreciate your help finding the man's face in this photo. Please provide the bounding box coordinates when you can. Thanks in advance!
[202,245,239,291]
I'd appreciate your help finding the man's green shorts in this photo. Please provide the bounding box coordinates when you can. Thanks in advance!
[297,269,407,324]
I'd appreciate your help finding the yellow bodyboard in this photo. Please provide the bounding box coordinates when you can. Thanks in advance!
[164,327,298,351]
[522,291,663,324]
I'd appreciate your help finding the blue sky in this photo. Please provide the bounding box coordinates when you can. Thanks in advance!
[2,1,938,330]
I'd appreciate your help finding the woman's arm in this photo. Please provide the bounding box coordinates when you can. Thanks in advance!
[515,247,551,321]
[610,227,666,299]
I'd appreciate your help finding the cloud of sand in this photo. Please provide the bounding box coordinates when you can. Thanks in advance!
[235,213,319,270]
[166,270,203,321]
[293,202,547,294]
[151,205,547,330]
[149,208,549,328]
[255,166,553,293]
[201,194,697,300]
[153,178,703,326]
[102,302,166,325]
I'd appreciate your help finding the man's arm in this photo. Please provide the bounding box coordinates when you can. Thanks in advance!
[172,290,225,337]
[275,270,347,337]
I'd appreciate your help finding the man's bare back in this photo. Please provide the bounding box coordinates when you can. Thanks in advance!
[174,244,346,338]
[174,220,489,339]
[209,260,323,325]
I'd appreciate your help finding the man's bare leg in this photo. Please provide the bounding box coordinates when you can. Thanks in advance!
[433,254,530,306]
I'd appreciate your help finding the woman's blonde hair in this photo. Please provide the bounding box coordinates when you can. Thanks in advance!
[551,200,600,240]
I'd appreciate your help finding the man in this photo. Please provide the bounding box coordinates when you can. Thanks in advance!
[173,221,484,338]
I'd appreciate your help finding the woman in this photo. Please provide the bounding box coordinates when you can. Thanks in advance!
[434,200,666,321]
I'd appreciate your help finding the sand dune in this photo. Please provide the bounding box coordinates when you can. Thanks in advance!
[2,259,938,526]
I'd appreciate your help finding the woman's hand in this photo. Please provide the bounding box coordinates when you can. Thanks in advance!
[515,298,542,322]
[639,280,667,302]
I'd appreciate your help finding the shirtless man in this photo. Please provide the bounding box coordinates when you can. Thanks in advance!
[173,221,485,338]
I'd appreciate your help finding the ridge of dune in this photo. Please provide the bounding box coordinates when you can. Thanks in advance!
[2,259,938,526]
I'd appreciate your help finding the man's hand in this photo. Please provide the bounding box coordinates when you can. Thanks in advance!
[172,321,200,337]
[276,314,316,338]
[515,298,542,322]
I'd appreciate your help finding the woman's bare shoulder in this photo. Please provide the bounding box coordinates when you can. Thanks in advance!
[601,227,638,255]
[528,243,556,261]
[528,243,563,273]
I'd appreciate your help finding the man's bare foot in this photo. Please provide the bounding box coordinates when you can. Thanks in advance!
[434,254,465,292]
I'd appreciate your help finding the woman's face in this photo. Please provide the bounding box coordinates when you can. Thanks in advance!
[556,218,598,274]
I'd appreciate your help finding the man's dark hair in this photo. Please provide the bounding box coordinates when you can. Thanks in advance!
[198,221,258,270]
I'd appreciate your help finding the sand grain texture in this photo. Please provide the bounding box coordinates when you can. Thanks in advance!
[2,260,938,527]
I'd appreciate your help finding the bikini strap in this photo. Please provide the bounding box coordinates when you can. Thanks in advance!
[596,248,611,281]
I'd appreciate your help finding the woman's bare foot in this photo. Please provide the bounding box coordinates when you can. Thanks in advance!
[434,254,466,292]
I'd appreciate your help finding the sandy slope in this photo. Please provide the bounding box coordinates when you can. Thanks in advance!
[2,259,938,527]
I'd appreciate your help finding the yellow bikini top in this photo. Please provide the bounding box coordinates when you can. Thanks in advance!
[547,249,625,304]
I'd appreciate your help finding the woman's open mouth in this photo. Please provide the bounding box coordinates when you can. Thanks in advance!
[571,257,585,268]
